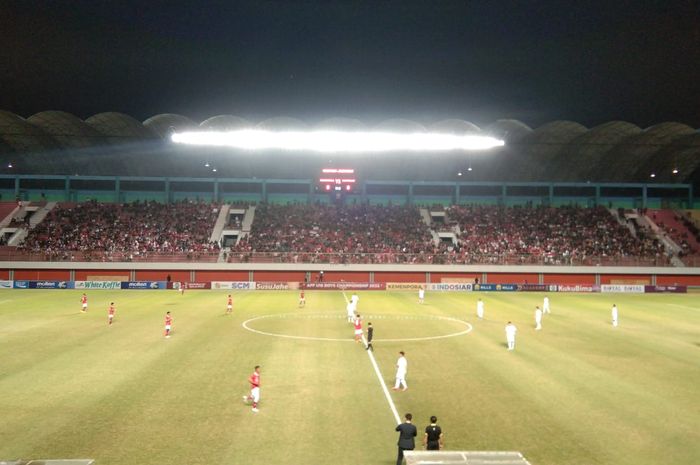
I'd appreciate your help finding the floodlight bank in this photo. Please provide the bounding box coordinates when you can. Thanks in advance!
[171,130,505,152]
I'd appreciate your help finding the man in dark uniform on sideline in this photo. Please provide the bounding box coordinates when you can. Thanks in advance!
[395,412,417,465]
[423,416,444,450]
[365,322,374,351]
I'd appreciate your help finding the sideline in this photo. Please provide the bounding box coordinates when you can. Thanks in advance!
[343,292,401,424]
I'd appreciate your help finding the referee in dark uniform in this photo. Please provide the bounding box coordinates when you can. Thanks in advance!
[365,322,374,351]
[423,416,444,450]
[395,413,417,465]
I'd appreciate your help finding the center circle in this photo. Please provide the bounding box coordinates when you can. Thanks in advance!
[242,312,473,342]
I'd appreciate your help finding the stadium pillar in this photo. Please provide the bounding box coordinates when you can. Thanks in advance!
[165,179,172,203]
[361,182,367,204]
[548,184,554,205]
[689,185,694,208]
[14,177,20,198]
[595,185,601,206]
[262,180,267,202]
[501,184,507,205]
[455,184,460,204]
[115,177,121,203]
[642,185,648,208]
[64,177,70,202]
[308,183,313,204]
[408,183,414,205]
[213,179,219,203]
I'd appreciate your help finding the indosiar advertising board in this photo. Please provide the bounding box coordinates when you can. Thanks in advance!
[426,283,473,292]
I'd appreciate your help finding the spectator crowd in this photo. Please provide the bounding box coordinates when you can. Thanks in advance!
[19,200,220,261]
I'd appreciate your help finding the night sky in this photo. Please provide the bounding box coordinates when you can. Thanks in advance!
[2,0,699,128]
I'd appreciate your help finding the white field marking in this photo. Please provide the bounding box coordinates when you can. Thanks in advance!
[342,292,401,424]
[241,312,472,342]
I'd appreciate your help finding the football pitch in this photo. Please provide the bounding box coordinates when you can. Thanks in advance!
[1,289,699,465]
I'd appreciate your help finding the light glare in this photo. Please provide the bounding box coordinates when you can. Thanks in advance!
[171,130,504,152]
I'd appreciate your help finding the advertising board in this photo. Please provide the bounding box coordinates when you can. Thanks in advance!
[121,281,166,290]
[256,282,292,290]
[473,283,517,292]
[644,285,687,293]
[520,284,559,292]
[557,285,598,293]
[601,284,645,293]
[75,281,122,290]
[426,283,473,292]
[386,283,425,291]
[211,281,256,290]
[304,282,386,290]
[0,280,14,289]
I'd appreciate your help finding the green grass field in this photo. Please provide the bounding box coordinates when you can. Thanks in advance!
[1,289,699,465]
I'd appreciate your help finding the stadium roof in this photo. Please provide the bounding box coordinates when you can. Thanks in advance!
[1,110,698,185]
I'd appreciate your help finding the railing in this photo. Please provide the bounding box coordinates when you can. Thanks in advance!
[0,248,673,266]
[0,250,220,263]
[225,251,672,267]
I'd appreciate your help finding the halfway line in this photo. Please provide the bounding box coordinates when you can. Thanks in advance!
[343,292,401,424]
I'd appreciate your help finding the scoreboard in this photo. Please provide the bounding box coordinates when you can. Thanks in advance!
[319,168,356,192]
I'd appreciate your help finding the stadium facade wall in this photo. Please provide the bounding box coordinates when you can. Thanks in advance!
[542,273,596,285]
[3,263,700,285]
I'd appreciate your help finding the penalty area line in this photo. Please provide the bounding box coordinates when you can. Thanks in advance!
[343,292,401,425]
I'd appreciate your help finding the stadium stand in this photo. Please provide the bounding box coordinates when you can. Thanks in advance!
[17,200,220,262]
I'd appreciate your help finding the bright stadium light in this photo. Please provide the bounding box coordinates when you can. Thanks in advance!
[171,130,504,153]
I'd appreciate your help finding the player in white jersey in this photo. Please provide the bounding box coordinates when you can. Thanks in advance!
[611,304,618,327]
[535,306,543,330]
[476,298,484,319]
[505,321,517,350]
[418,287,425,304]
[543,296,550,314]
[392,351,408,391]
[347,301,356,323]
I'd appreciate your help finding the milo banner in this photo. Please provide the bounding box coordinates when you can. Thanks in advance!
[304,282,386,290]
[474,283,517,292]
[211,281,256,290]
[75,281,122,290]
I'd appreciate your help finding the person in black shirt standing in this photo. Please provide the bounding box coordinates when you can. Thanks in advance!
[395,413,417,465]
[365,322,374,351]
[423,416,444,450]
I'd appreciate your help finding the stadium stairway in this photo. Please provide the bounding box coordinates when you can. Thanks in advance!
[647,209,700,254]
[209,203,230,244]
[241,205,256,232]
[0,201,20,228]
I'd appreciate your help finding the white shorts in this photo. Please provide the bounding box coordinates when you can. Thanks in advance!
[299,298,305,303]
[250,386,260,402]
[82,304,88,309]
[165,325,171,331]
[109,314,114,319]
[355,329,363,335]
[227,305,232,310]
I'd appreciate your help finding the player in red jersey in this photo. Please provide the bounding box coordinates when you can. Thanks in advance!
[108,302,115,325]
[226,294,233,314]
[354,313,363,342]
[243,365,261,412]
[298,289,305,308]
[164,311,173,338]
[180,283,186,295]
[80,293,88,313]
